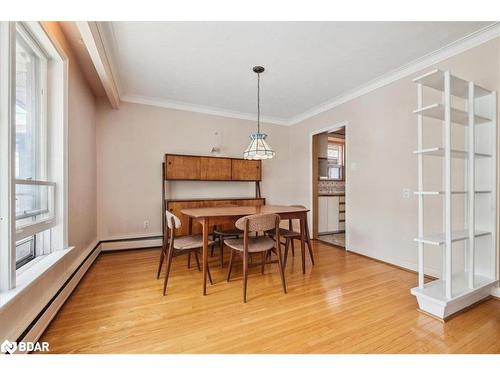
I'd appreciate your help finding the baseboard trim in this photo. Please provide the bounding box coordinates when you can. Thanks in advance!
[100,235,162,251]
[343,245,438,281]
[15,240,101,347]
[316,238,346,249]
[491,286,500,299]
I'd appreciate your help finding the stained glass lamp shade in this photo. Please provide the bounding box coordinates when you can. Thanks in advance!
[244,66,275,160]
[243,133,275,160]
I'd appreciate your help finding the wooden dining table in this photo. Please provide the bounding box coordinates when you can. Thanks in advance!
[181,205,313,295]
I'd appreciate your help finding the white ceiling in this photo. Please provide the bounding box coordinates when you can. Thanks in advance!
[108,21,493,125]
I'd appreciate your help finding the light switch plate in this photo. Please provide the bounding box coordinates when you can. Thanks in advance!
[402,188,410,199]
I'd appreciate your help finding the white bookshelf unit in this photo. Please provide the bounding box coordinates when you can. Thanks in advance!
[410,69,498,319]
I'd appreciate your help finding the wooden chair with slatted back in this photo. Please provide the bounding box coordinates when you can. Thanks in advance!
[157,211,215,295]
[224,213,286,302]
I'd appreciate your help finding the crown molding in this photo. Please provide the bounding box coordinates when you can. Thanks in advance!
[287,22,500,125]
[111,22,499,127]
[120,94,290,126]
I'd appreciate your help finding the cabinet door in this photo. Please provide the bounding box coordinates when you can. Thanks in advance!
[165,155,201,180]
[327,196,340,232]
[231,159,261,181]
[200,157,231,180]
[318,197,328,233]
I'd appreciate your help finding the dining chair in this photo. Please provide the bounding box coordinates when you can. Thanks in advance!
[157,211,215,295]
[266,206,315,270]
[211,227,243,267]
[224,213,286,303]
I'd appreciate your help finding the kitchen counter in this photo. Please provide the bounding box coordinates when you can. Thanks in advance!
[318,192,345,196]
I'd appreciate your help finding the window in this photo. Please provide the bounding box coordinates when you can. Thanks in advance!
[14,24,54,269]
[1,21,66,291]
[327,142,344,180]
[15,236,35,268]
[15,30,43,180]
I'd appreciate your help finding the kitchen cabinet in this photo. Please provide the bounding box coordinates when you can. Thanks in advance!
[318,196,342,233]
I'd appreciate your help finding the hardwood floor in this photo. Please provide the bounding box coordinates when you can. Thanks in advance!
[38,241,500,354]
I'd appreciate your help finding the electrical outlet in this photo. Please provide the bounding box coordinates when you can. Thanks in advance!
[402,188,410,199]
[143,220,150,229]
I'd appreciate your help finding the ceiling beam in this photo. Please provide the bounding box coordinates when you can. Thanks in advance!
[76,22,120,109]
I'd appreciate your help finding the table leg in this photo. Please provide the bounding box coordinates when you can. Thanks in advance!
[300,213,306,274]
[202,217,209,295]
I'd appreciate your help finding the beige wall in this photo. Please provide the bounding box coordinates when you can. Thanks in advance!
[42,22,98,259]
[96,100,291,239]
[0,22,97,341]
[288,37,500,276]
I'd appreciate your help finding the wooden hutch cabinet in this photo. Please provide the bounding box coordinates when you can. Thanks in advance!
[162,154,264,236]
[164,154,262,181]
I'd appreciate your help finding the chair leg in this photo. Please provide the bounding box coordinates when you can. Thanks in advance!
[211,228,216,257]
[227,249,234,282]
[283,239,290,270]
[157,246,165,279]
[243,252,249,303]
[207,262,213,285]
[305,221,315,266]
[306,238,315,266]
[194,251,201,271]
[291,238,295,256]
[162,247,174,296]
[187,252,191,269]
[276,244,287,294]
[220,236,224,268]
[261,251,266,274]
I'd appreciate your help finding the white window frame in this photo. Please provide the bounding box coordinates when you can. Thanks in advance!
[0,21,68,291]
[0,22,17,291]
[15,179,56,242]
[15,23,48,180]
[14,24,55,249]
[326,142,345,181]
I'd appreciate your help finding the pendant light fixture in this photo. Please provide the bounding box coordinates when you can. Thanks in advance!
[243,66,275,160]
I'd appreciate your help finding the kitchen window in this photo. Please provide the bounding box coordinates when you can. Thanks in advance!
[327,142,344,180]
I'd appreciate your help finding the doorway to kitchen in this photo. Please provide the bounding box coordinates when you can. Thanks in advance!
[311,124,346,248]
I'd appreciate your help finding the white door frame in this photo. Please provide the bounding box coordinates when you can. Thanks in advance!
[309,120,349,248]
